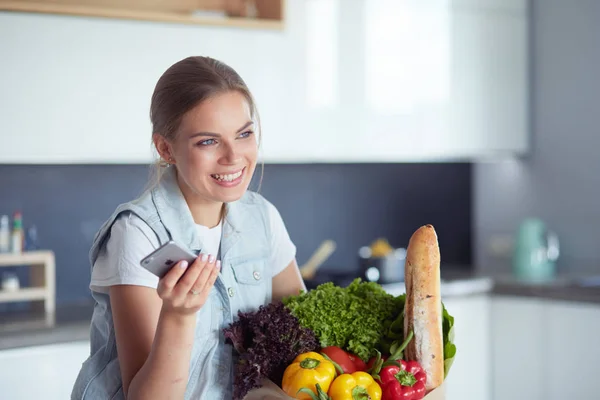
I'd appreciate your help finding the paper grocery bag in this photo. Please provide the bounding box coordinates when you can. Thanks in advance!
[424,382,446,400]
[242,379,293,400]
[243,379,446,400]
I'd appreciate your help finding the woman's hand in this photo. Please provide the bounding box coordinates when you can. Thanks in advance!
[157,253,221,316]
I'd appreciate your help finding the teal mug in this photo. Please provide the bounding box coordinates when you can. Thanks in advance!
[512,218,560,282]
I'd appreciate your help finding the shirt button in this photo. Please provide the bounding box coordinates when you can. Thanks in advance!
[228,287,235,297]
[253,271,261,280]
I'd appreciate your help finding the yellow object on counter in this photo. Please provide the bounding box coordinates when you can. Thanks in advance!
[370,238,394,258]
[282,352,336,399]
[328,372,382,400]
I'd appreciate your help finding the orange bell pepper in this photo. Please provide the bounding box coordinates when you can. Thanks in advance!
[328,371,382,400]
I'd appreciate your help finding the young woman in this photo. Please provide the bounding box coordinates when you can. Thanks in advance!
[71,56,306,400]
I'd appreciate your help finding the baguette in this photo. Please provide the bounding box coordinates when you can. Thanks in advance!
[403,224,444,392]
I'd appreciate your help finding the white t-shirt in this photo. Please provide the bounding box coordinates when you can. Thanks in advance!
[90,201,296,293]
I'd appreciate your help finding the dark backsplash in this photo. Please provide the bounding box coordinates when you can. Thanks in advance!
[0,163,472,306]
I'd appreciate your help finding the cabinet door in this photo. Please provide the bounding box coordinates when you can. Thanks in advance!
[448,0,529,157]
[491,296,545,400]
[357,0,454,161]
[442,295,492,400]
[348,0,529,161]
[544,300,600,399]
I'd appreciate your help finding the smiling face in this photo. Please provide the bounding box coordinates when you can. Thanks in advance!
[154,90,258,206]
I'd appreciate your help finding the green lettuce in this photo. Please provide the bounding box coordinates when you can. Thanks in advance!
[282,279,403,361]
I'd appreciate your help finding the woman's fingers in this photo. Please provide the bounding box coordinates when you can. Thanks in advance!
[205,260,221,291]
[172,253,211,297]
[189,257,218,294]
[156,254,221,314]
[188,260,221,305]
[157,259,190,297]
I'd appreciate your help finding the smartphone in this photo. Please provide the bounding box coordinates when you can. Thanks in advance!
[140,240,198,278]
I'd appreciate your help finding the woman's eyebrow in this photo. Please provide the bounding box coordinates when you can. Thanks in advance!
[189,121,254,139]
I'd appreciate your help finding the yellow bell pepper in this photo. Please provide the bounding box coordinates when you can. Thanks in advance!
[282,352,337,399]
[328,371,382,400]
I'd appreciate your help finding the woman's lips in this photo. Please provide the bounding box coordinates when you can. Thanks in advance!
[211,167,245,187]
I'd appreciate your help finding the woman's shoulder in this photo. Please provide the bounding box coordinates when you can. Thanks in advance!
[90,212,161,292]
[109,212,161,249]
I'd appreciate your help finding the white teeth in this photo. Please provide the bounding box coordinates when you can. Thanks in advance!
[212,170,243,182]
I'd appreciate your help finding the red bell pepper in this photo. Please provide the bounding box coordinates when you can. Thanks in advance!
[379,359,426,400]
[368,331,427,400]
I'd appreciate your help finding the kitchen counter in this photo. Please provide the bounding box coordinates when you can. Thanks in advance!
[381,265,600,304]
[381,276,494,298]
[492,275,600,303]
[0,301,93,351]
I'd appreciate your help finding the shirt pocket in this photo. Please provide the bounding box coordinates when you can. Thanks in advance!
[231,256,268,313]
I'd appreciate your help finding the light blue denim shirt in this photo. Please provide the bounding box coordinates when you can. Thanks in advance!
[71,166,273,399]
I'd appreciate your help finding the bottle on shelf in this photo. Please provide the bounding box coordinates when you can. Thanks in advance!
[26,225,39,251]
[11,211,24,254]
[0,215,9,253]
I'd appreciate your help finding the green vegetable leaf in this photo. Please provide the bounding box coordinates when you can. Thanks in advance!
[442,302,456,378]
[380,294,405,354]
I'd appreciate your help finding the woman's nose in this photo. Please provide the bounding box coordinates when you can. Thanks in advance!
[220,143,242,164]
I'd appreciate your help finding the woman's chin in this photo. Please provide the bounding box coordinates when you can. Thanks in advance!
[212,184,251,203]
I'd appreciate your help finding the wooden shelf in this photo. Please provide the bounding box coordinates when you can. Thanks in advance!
[0,0,285,30]
[0,250,55,267]
[0,287,47,303]
[0,250,55,322]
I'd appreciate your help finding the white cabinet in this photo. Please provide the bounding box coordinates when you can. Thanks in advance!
[447,0,529,157]
[491,296,600,400]
[0,341,90,400]
[544,300,600,399]
[0,0,528,164]
[443,294,492,400]
[345,0,529,162]
[491,296,545,400]
[274,0,529,162]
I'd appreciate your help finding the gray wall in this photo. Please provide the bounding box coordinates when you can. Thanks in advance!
[474,0,600,273]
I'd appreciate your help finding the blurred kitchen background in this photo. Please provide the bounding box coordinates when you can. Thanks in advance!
[0,0,598,399]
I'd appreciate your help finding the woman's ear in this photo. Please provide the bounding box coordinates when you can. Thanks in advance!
[153,133,174,164]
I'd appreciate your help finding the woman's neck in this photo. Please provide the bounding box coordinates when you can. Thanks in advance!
[188,201,224,228]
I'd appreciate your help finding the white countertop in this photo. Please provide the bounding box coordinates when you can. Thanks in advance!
[380,277,494,298]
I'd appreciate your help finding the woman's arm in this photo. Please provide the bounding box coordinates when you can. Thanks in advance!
[110,256,220,400]
[272,258,306,302]
[110,285,195,400]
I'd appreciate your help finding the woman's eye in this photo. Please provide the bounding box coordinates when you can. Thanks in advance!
[240,130,254,139]
[198,138,216,146]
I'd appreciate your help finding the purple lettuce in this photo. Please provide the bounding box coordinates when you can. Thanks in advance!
[223,301,320,400]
